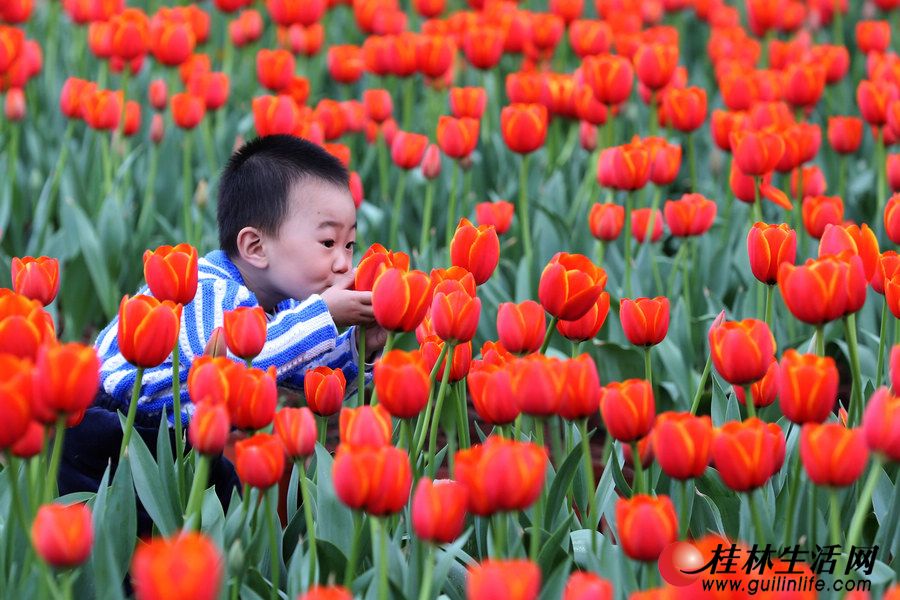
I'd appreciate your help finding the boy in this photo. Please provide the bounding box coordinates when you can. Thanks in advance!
[60,135,386,531]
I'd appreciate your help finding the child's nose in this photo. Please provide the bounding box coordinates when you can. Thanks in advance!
[333,251,351,273]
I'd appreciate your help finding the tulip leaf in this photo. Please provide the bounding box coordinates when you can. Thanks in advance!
[201,487,226,549]
[286,462,299,525]
[537,513,574,575]
[696,471,739,538]
[313,444,354,555]
[156,412,182,520]
[123,413,180,536]
[537,557,573,600]
[61,196,118,319]
[608,446,632,499]
[543,442,583,529]
[515,257,532,303]
[429,529,474,599]
[106,455,137,588]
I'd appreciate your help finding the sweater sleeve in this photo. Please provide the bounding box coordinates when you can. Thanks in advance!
[278,326,375,399]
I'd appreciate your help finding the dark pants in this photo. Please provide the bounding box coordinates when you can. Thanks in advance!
[59,392,241,538]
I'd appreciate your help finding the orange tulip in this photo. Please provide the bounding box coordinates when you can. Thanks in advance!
[619,296,669,347]
[32,343,99,423]
[188,401,230,455]
[558,354,601,421]
[31,503,93,568]
[333,443,411,515]
[222,306,267,360]
[354,243,410,292]
[599,379,654,442]
[11,256,59,306]
[729,129,784,177]
[564,572,612,600]
[449,86,486,120]
[431,280,481,343]
[588,202,625,241]
[372,268,433,332]
[390,130,429,170]
[652,412,712,480]
[555,292,610,342]
[131,532,223,600]
[711,418,785,492]
[538,252,607,321]
[581,53,633,106]
[500,103,548,154]
[374,350,430,419]
[0,354,32,449]
[171,92,205,129]
[475,201,514,235]
[450,218,500,285]
[304,366,345,416]
[235,432,285,489]
[827,116,863,154]
[274,406,317,458]
[411,478,468,544]
[661,86,707,133]
[800,423,869,487]
[467,559,540,600]
[819,223,880,282]
[633,42,679,92]
[802,196,844,240]
[746,222,797,285]
[616,494,678,562]
[225,364,277,431]
[708,318,776,386]
[118,295,181,368]
[339,404,392,447]
[467,362,519,425]
[436,115,479,159]
[778,252,867,324]
[454,436,547,516]
[142,244,198,305]
[861,387,900,461]
[663,193,716,237]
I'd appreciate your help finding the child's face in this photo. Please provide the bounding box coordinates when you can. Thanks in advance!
[264,178,356,302]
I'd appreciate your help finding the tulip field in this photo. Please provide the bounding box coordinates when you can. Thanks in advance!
[5,0,900,598]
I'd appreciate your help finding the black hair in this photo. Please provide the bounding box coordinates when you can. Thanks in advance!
[217,135,350,257]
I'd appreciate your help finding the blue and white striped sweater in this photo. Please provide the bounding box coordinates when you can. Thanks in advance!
[95,250,369,426]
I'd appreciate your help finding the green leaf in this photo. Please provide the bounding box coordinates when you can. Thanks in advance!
[61,196,118,319]
[543,442,582,529]
[537,557,573,600]
[201,486,226,548]
[313,444,353,555]
[156,412,182,521]
[123,413,180,536]
[537,513,574,575]
[608,447,632,499]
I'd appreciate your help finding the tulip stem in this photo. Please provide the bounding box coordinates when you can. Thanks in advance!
[876,300,888,389]
[629,441,643,496]
[44,415,67,503]
[184,453,210,530]
[518,153,534,265]
[414,343,450,457]
[764,284,775,332]
[539,316,559,354]
[876,129,887,220]
[828,489,842,547]
[372,517,389,600]
[298,461,318,589]
[815,325,825,357]
[679,479,691,538]
[388,171,408,249]
[445,160,459,262]
[596,241,605,267]
[183,132,194,247]
[748,489,766,544]
[529,423,546,563]
[689,352,712,415]
[838,155,847,208]
[265,492,280,600]
[455,381,470,450]
[844,314,863,427]
[120,367,145,460]
[357,326,366,406]
[172,339,186,506]
[417,544,434,600]
[644,347,653,391]
[317,416,327,447]
[427,343,456,478]
[744,385,757,420]
[344,511,363,586]
[623,192,633,298]
[419,181,435,259]
[4,455,29,534]
[845,456,885,555]
[579,420,598,554]
[688,133,697,193]
[781,452,803,548]
[491,513,508,559]
[377,132,390,208]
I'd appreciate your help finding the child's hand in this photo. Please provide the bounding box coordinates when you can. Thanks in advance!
[321,273,375,327]
[363,324,388,362]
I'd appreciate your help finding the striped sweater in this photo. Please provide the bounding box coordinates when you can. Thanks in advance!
[95,250,369,425]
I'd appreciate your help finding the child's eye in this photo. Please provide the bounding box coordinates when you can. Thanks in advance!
[321,240,335,248]
[346,241,356,250]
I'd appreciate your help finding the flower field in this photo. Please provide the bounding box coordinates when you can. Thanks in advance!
[1,0,900,598]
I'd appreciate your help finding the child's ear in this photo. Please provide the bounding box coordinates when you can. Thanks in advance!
[236,227,268,269]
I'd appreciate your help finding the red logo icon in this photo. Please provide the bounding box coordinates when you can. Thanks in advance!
[657,541,705,587]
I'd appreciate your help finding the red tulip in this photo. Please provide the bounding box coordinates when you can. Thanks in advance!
[711,418,785,492]
[615,494,678,561]
[142,244,198,305]
[619,297,669,347]
[652,412,712,480]
[436,115,479,159]
[372,268,433,332]
[500,103,548,154]
[339,404,392,447]
[708,318,776,386]
[633,42,679,91]
[454,436,547,516]
[827,116,863,154]
[0,354,32,449]
[223,306,267,360]
[555,292,609,342]
[333,443,411,515]
[374,350,430,419]
[118,295,182,368]
[730,129,784,177]
[538,253,606,321]
[450,218,499,285]
[800,423,869,487]
[467,559,540,600]
[778,253,867,324]
[131,532,223,600]
[599,379,655,442]
[663,193,716,237]
[777,349,838,425]
[588,202,625,241]
[354,243,410,292]
[32,343,99,423]
[747,222,797,285]
[11,256,59,306]
[862,387,900,461]
[187,356,232,405]
[412,478,468,544]
[235,433,285,489]
[274,406,317,458]
[467,363,519,426]
[496,301,545,354]
[819,223,879,282]
[475,201,514,235]
[31,503,93,568]
[304,366,346,417]
[431,280,481,343]
[225,364,277,431]
[558,354,601,421]
[662,87,707,133]
[802,196,844,240]
[582,53,633,106]
[189,401,230,455]
[449,87,486,120]
[390,130,429,170]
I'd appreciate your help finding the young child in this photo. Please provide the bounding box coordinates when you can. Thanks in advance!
[60,135,386,532]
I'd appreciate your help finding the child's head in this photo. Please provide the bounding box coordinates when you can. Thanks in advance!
[218,135,357,308]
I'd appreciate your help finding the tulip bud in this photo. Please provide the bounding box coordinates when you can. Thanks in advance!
[304,366,345,416]
[467,560,541,600]
[339,404,392,446]
[143,243,199,305]
[235,433,285,489]
[652,412,712,480]
[149,78,167,110]
[333,443,411,515]
[131,532,224,600]
[274,407,317,459]
[708,318,776,386]
[420,144,442,179]
[373,350,431,419]
[189,401,230,455]
[225,364,277,431]
[712,418,786,492]
[800,423,869,487]
[150,113,165,144]
[11,256,60,306]
[861,387,900,461]
[619,296,669,347]
[412,478,468,544]
[203,327,228,357]
[117,295,182,368]
[450,218,500,286]
[496,301,546,354]
[615,494,678,561]
[31,503,94,569]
